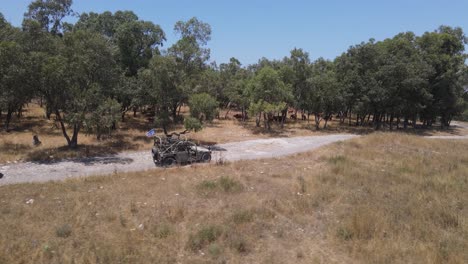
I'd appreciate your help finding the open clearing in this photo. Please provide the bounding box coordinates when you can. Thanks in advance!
[2,130,467,186]
[0,134,466,264]
[0,134,359,186]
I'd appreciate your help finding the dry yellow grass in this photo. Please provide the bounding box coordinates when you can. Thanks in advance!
[1,103,466,164]
[0,133,466,263]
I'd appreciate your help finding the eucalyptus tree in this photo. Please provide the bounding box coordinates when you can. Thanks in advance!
[188,93,219,122]
[283,48,312,114]
[166,17,212,120]
[247,67,292,129]
[75,10,165,120]
[220,57,251,119]
[304,58,341,129]
[335,40,383,127]
[24,0,74,35]
[377,32,431,129]
[140,55,183,134]
[417,26,467,127]
[39,30,119,148]
[0,41,30,130]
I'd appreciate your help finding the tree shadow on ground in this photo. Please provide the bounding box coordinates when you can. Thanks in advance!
[25,136,142,164]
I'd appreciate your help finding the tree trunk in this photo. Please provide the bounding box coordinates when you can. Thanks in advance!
[4,108,13,130]
[263,113,270,130]
[389,113,394,130]
[348,109,352,126]
[224,102,232,119]
[280,109,286,128]
[16,105,23,118]
[172,104,178,122]
[375,113,381,130]
[55,110,72,147]
[177,104,183,116]
[256,113,261,127]
[314,113,321,130]
[69,124,80,149]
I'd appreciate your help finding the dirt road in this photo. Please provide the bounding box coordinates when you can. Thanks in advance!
[0,134,358,186]
[1,129,467,186]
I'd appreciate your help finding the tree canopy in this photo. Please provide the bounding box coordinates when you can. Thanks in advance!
[0,1,467,148]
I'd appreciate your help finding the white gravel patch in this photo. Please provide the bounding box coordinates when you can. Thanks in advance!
[0,134,358,186]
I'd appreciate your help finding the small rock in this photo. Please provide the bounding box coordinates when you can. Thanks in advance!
[99,186,104,189]
[138,224,144,230]
[175,193,179,196]
[26,199,34,204]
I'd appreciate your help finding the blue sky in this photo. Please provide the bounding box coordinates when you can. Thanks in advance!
[1,0,467,65]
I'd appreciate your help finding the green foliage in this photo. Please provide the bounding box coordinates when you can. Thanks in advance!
[196,177,243,196]
[246,66,292,129]
[188,93,219,121]
[1,0,467,142]
[55,224,72,238]
[219,176,243,192]
[24,0,73,34]
[187,225,223,251]
[184,116,202,132]
[84,98,121,139]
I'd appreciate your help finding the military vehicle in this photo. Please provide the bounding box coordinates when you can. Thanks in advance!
[151,131,212,167]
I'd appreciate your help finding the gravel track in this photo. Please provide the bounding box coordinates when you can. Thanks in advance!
[0,134,358,186]
[1,129,467,186]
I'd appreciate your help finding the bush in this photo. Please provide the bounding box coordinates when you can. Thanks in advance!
[231,210,254,224]
[56,224,72,238]
[187,225,223,251]
[184,117,203,132]
[219,176,242,192]
[189,93,219,122]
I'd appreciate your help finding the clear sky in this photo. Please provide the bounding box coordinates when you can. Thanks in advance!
[1,0,467,65]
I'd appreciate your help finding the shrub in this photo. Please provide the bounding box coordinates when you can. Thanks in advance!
[56,224,72,238]
[187,225,223,251]
[189,93,219,122]
[219,176,242,192]
[184,117,203,132]
[152,223,173,239]
[231,210,254,224]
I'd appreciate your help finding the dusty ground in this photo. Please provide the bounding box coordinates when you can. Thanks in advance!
[0,134,359,186]
[1,103,466,164]
[0,134,466,264]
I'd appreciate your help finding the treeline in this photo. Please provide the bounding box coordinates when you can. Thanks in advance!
[0,0,467,148]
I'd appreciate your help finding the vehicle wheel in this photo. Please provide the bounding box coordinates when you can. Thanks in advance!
[201,153,211,163]
[162,157,177,167]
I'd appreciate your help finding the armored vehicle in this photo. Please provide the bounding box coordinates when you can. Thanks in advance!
[151,131,212,167]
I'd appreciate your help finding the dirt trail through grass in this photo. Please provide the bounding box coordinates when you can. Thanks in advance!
[1,128,468,186]
[0,134,358,186]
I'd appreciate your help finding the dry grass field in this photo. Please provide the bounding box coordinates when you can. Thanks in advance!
[0,134,466,263]
[1,103,466,164]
